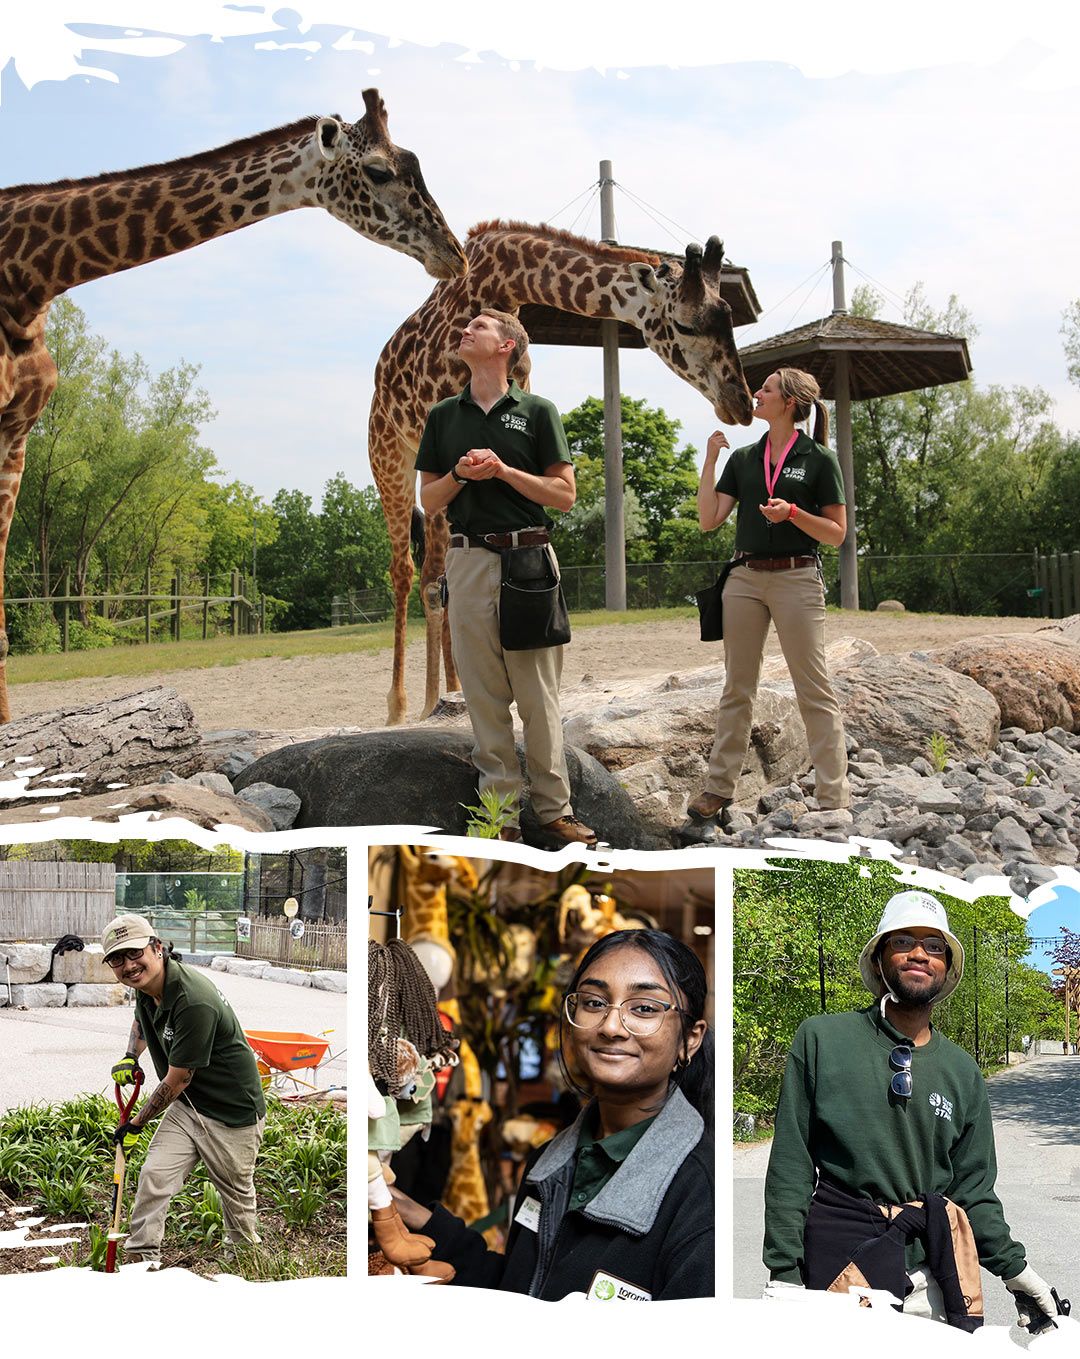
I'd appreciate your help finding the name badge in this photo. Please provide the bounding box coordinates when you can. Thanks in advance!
[514,1196,541,1233]
[587,1270,652,1302]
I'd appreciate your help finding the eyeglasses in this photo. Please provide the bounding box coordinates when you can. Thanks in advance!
[889,1044,913,1098]
[106,946,149,968]
[886,934,947,956]
[564,991,681,1037]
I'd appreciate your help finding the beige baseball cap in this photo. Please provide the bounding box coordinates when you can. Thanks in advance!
[101,913,155,959]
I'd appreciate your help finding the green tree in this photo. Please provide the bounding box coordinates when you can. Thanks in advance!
[1061,299,1080,388]
[319,473,392,599]
[257,488,326,631]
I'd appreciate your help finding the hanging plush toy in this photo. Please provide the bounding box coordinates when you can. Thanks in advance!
[368,937,458,1281]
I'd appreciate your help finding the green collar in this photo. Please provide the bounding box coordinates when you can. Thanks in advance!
[458,379,524,408]
[576,1104,658,1162]
[864,1000,940,1054]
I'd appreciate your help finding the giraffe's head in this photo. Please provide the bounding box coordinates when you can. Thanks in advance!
[630,236,754,426]
[451,1097,493,1142]
[313,89,467,280]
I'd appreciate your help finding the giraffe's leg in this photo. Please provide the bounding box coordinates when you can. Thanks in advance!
[418,508,449,719]
[386,508,414,727]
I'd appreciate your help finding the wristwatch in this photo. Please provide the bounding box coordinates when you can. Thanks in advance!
[450,467,468,485]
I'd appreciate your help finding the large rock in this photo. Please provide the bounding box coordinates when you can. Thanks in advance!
[235,782,302,831]
[264,966,312,987]
[0,781,274,832]
[0,942,52,983]
[52,942,116,985]
[222,958,270,979]
[233,729,667,849]
[929,633,1080,733]
[311,970,347,994]
[10,983,67,1007]
[832,655,1000,765]
[66,983,129,1006]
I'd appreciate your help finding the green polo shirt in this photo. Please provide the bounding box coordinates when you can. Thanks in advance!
[716,431,845,555]
[569,1108,658,1208]
[135,958,265,1128]
[415,380,572,535]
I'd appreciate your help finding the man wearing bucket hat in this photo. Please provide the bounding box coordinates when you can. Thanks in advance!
[102,913,266,1264]
[761,890,1057,1329]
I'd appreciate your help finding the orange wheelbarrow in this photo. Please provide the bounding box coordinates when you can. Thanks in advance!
[244,1029,345,1095]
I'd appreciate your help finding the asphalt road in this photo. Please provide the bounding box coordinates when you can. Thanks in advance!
[734,1054,1080,1336]
[0,968,347,1111]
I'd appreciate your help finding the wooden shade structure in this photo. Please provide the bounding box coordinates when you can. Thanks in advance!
[737,242,973,608]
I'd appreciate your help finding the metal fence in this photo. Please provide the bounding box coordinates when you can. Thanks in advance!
[143,908,240,955]
[330,588,393,626]
[0,861,116,941]
[234,919,347,972]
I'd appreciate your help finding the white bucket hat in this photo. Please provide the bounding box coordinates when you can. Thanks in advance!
[858,891,964,1005]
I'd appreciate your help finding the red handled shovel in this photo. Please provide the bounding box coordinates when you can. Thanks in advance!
[105,1067,144,1273]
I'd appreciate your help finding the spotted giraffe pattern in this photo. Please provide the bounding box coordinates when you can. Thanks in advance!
[443,1097,495,1235]
[368,220,755,724]
[0,88,466,722]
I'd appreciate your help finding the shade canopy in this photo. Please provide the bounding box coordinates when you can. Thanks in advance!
[738,313,972,398]
[519,254,760,347]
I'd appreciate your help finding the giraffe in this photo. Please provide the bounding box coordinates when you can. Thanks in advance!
[443,1097,498,1245]
[0,88,467,723]
[399,845,483,1097]
[367,220,755,724]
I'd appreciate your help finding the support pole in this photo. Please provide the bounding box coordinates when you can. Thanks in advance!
[832,242,859,610]
[600,160,627,612]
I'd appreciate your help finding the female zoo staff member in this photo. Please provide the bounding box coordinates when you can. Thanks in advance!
[390,930,715,1300]
[688,368,850,826]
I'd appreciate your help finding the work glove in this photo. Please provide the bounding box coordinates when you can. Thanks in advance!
[763,1278,806,1300]
[113,1121,143,1155]
[111,1056,142,1087]
[1005,1265,1057,1329]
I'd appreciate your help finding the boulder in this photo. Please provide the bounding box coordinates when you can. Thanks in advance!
[185,771,235,797]
[311,970,347,994]
[66,983,128,1006]
[235,782,302,831]
[832,655,1000,765]
[51,943,116,985]
[263,966,312,987]
[0,942,52,983]
[210,956,230,972]
[928,633,1080,733]
[223,958,269,979]
[0,781,274,832]
[875,600,906,612]
[233,729,667,849]
[10,983,67,1007]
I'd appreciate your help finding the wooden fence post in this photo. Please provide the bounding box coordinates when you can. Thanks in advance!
[59,566,70,652]
[145,565,153,643]
[172,570,182,641]
[203,571,210,640]
[231,569,241,636]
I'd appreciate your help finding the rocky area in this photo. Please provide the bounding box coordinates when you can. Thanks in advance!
[0,942,129,1008]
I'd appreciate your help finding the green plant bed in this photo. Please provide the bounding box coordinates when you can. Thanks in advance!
[0,1095,346,1279]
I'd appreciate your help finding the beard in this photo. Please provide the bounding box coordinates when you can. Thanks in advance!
[880,958,946,1008]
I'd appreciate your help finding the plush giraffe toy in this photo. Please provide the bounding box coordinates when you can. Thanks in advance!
[0,89,466,724]
[443,1097,499,1248]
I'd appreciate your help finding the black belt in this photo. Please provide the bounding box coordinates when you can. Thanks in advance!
[449,530,550,550]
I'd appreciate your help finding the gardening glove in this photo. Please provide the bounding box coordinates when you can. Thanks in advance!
[763,1279,806,1300]
[1005,1265,1057,1329]
[113,1121,143,1155]
[112,1056,143,1087]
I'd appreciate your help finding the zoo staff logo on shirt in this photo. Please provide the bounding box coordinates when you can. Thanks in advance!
[501,412,528,433]
[782,466,808,483]
[163,1025,174,1042]
[929,1092,954,1121]
[587,1270,652,1302]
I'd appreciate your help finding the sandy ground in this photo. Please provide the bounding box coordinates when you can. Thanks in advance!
[7,611,1052,734]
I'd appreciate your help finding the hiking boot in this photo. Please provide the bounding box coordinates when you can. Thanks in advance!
[539,814,598,848]
[498,826,523,842]
[686,791,733,825]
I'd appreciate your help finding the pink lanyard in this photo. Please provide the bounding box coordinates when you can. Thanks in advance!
[763,431,799,499]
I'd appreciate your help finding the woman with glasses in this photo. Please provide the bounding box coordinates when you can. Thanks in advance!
[762,892,1057,1330]
[388,928,715,1298]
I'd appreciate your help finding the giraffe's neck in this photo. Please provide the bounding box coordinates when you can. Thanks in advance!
[466,230,653,326]
[3,124,322,316]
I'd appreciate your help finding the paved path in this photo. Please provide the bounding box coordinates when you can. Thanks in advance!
[0,968,347,1111]
[734,1055,1080,1334]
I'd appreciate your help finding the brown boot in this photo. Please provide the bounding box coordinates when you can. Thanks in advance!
[498,826,523,842]
[539,814,598,847]
[686,791,733,824]
[408,1258,456,1284]
[370,1204,435,1267]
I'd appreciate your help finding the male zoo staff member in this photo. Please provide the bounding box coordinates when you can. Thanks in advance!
[762,892,1056,1330]
[416,308,596,847]
[104,913,266,1263]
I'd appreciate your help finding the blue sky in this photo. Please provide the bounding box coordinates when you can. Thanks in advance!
[3,6,1079,506]
[1025,885,1080,973]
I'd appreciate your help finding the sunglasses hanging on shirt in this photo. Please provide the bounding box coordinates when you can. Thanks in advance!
[889,1044,913,1098]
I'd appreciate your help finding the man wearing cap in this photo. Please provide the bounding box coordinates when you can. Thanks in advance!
[102,914,266,1264]
[416,308,596,849]
[762,890,1057,1329]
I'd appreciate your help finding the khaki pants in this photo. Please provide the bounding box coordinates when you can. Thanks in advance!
[446,541,572,823]
[125,1101,266,1260]
[706,563,850,807]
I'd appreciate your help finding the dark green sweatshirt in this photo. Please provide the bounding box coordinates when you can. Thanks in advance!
[763,1004,1025,1284]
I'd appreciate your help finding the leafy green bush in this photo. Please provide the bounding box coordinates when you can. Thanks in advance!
[7,601,61,655]
[67,614,117,650]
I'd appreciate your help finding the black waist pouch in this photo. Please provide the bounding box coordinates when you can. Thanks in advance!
[498,545,571,651]
[695,558,737,642]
